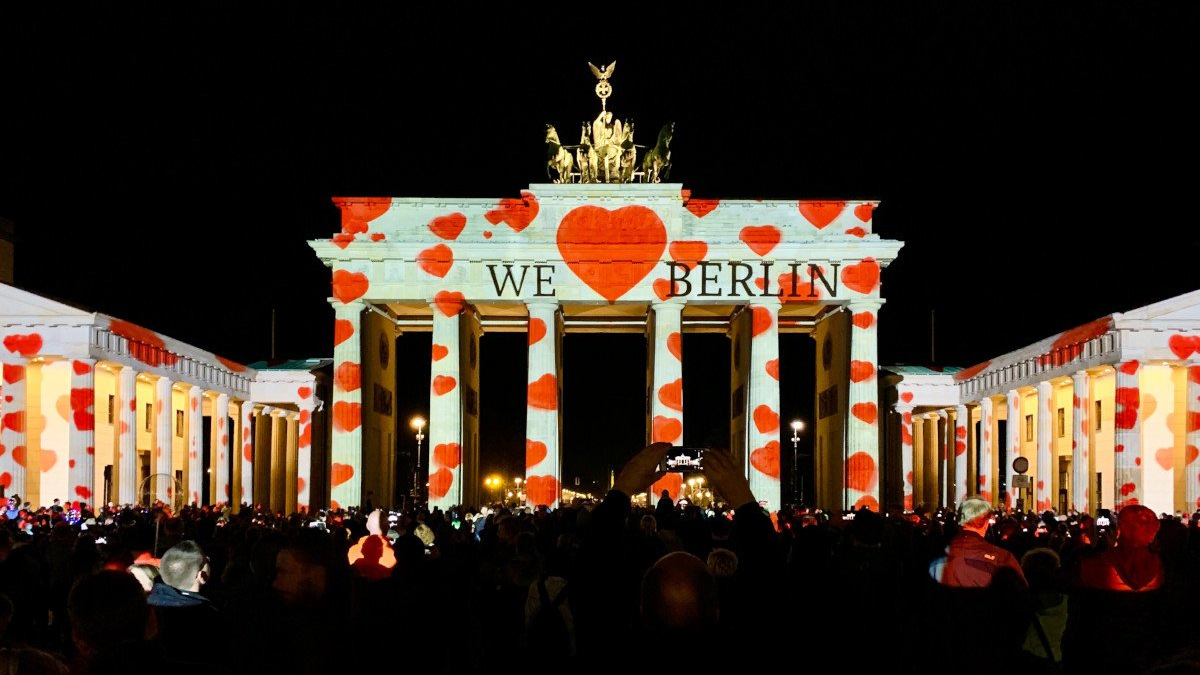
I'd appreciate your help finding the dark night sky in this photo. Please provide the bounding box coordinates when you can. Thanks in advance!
[3,3,1197,486]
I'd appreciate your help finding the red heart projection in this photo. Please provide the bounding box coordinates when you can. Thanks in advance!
[35,449,56,471]
[3,413,24,433]
[955,440,967,456]
[3,364,25,385]
[332,270,370,304]
[850,361,875,383]
[1168,334,1200,358]
[434,443,461,469]
[0,473,8,490]
[1114,387,1140,430]
[528,374,558,410]
[753,405,779,434]
[667,332,682,361]
[669,241,708,269]
[331,463,355,487]
[852,312,875,329]
[901,422,913,445]
[777,273,821,303]
[526,439,547,467]
[297,477,306,494]
[75,485,90,499]
[658,379,683,412]
[298,386,312,399]
[110,320,178,367]
[243,444,253,463]
[1189,366,1200,385]
[528,318,546,346]
[3,334,42,356]
[844,227,867,238]
[418,244,455,278]
[428,468,454,499]
[332,234,354,249]
[370,233,385,242]
[799,201,846,229]
[750,307,774,338]
[333,401,361,432]
[1118,360,1140,375]
[428,213,467,240]
[1185,445,1198,465]
[855,495,880,512]
[526,475,559,506]
[845,452,878,492]
[683,197,719,218]
[431,344,449,361]
[653,416,682,443]
[434,291,465,317]
[853,203,875,222]
[651,472,683,500]
[739,225,781,256]
[841,259,880,294]
[11,445,25,467]
[334,320,354,346]
[750,441,780,478]
[484,191,539,232]
[336,362,361,392]
[900,392,914,403]
[557,205,667,302]
[338,198,390,234]
[851,402,878,425]
[432,375,458,396]
[765,359,779,380]
[298,423,312,448]
[72,360,92,375]
[1154,446,1175,471]
[653,278,681,301]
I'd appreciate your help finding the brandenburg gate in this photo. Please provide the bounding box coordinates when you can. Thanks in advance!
[308,64,904,513]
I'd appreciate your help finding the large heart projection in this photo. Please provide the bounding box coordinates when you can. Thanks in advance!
[557,205,666,302]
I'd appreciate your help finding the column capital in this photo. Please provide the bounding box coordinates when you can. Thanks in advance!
[894,403,915,414]
[1037,380,1054,394]
[329,297,366,311]
[1072,370,1089,382]
[747,296,782,310]
[846,298,884,311]
[937,409,949,419]
[524,300,560,312]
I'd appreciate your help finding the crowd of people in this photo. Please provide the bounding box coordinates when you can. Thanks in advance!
[0,443,1199,674]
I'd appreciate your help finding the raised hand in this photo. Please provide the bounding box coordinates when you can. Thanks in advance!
[613,442,670,497]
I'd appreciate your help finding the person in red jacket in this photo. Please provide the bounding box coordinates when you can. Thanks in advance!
[1072,503,1162,592]
[930,495,1027,588]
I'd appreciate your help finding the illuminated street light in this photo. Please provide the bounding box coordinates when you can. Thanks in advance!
[411,416,426,505]
[791,419,806,506]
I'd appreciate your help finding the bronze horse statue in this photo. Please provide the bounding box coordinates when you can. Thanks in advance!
[545,124,575,183]
[641,122,673,183]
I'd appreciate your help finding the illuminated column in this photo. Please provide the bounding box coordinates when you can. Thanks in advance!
[0,361,28,500]
[187,386,202,506]
[937,410,949,507]
[649,301,684,503]
[911,410,926,510]
[1186,366,1200,513]
[284,412,298,515]
[270,410,286,511]
[239,402,253,508]
[846,300,881,512]
[1071,371,1091,513]
[428,297,463,511]
[924,414,939,509]
[1035,381,1053,512]
[68,359,96,507]
[297,393,315,512]
[1114,361,1143,509]
[1006,389,1021,510]
[954,405,969,505]
[525,301,561,509]
[153,377,173,505]
[330,299,364,510]
[746,301,782,513]
[253,406,273,508]
[116,366,137,506]
[211,393,230,505]
[898,404,915,512]
[979,397,994,504]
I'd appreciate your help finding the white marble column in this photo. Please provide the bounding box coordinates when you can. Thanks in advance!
[1187,366,1200,514]
[924,414,939,510]
[297,394,315,513]
[154,376,173,505]
[979,397,994,505]
[1071,371,1091,513]
[1036,381,1054,512]
[330,299,364,510]
[253,405,273,508]
[211,393,229,505]
[898,405,915,512]
[117,366,137,506]
[1114,361,1143,509]
[68,359,96,507]
[428,297,464,511]
[239,402,254,507]
[954,405,969,506]
[937,409,949,508]
[525,301,562,509]
[745,300,782,513]
[846,300,882,512]
[0,361,28,500]
[649,301,684,502]
[1006,389,1021,510]
[187,386,203,506]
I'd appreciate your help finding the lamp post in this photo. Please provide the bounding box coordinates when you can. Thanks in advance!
[790,419,805,507]
[411,416,426,506]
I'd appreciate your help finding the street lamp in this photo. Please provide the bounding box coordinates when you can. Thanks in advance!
[411,416,426,505]
[790,419,805,507]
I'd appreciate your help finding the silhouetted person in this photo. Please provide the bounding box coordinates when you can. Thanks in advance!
[146,540,222,668]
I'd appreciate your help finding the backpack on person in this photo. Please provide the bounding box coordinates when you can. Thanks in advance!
[525,574,572,657]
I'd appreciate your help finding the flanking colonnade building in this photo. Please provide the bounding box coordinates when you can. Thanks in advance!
[0,282,331,513]
[882,290,1200,517]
